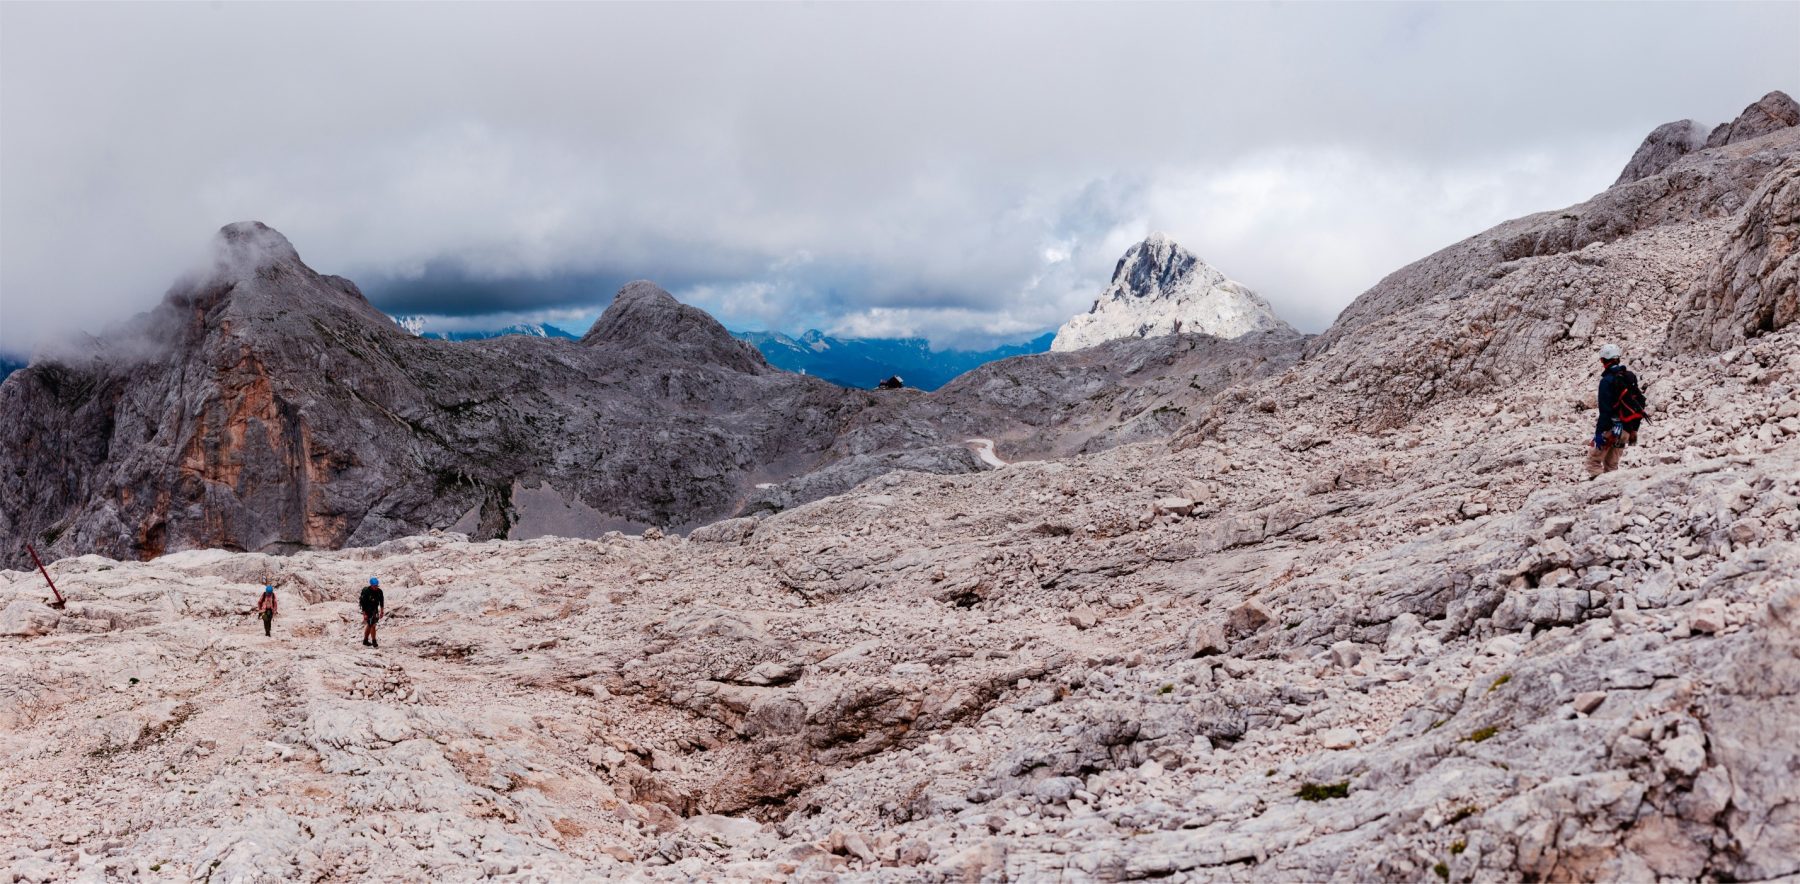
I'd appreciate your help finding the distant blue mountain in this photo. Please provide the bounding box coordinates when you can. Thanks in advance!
[377,315,1050,390]
[734,329,1055,391]
[1,358,25,380]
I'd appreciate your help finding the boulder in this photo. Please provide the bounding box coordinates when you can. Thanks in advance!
[1184,620,1229,656]
[1154,497,1197,518]
[1067,605,1099,630]
[1226,600,1273,636]
[1690,599,1727,634]
[0,601,61,637]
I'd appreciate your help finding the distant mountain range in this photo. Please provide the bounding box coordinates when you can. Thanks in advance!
[387,318,1048,390]
[0,358,24,379]
[2,220,1289,566]
[732,329,1055,391]
[393,319,581,342]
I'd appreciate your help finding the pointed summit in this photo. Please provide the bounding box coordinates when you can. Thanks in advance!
[1615,91,1798,186]
[1704,90,1800,149]
[581,280,768,373]
[1615,120,1707,186]
[215,221,303,272]
[159,221,389,335]
[1050,234,1292,352]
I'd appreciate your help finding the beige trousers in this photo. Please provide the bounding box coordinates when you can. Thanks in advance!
[1585,430,1637,477]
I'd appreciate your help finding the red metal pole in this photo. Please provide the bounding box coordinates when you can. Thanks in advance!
[25,544,66,609]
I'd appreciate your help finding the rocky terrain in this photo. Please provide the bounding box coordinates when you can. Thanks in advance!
[835,328,1302,464]
[0,233,883,566]
[1,226,1302,569]
[1051,234,1293,353]
[0,92,1797,882]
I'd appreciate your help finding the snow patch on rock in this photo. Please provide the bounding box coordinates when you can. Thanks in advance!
[1051,233,1293,352]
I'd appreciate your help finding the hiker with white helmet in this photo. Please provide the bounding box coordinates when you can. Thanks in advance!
[1586,343,1648,478]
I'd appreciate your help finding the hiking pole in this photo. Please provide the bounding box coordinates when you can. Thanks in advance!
[25,544,67,610]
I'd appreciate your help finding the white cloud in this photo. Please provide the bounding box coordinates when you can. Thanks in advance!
[1131,141,1629,330]
[393,307,599,337]
[1,2,1794,355]
[828,306,1057,348]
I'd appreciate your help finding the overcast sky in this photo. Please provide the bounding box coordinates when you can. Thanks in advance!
[2,2,1796,356]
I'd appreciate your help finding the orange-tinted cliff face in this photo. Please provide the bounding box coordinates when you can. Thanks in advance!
[10,92,1794,568]
[0,223,879,566]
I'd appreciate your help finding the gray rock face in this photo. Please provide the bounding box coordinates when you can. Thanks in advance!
[579,280,769,374]
[1667,154,1800,351]
[0,92,1797,883]
[1051,234,1294,352]
[0,224,1306,568]
[1704,89,1800,149]
[0,224,870,566]
[842,328,1304,461]
[1614,119,1705,186]
[1299,93,1799,431]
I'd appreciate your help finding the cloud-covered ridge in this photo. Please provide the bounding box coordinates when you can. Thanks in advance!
[1,3,1795,356]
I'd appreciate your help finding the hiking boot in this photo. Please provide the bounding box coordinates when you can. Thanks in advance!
[362,638,371,647]
[371,640,379,649]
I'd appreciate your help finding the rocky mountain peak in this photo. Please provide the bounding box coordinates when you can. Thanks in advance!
[1616,92,1798,186]
[1705,89,1800,149]
[159,221,389,337]
[1051,234,1292,352]
[1112,232,1201,299]
[214,220,302,273]
[581,280,768,373]
[1614,120,1707,186]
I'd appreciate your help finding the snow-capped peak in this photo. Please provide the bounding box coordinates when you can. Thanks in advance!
[1050,234,1292,352]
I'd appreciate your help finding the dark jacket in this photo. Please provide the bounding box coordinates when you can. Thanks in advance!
[1596,363,1634,435]
[359,586,384,613]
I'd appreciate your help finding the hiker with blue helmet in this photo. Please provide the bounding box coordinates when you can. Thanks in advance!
[1587,343,1648,478]
[359,577,385,648]
[256,585,278,637]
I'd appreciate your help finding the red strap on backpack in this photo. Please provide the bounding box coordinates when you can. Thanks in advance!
[1615,390,1642,422]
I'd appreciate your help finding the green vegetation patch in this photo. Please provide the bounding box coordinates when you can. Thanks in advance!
[1296,781,1350,802]
[1466,726,1500,743]
[1487,674,1512,692]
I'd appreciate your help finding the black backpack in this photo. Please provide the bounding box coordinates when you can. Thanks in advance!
[1615,369,1648,431]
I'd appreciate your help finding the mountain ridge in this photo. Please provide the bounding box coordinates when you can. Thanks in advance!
[2,90,1797,882]
[0,243,874,565]
[0,233,1276,566]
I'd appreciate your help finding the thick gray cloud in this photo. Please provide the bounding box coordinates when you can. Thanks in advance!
[1,2,1795,354]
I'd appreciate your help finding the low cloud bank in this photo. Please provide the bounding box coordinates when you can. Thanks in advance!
[2,3,1793,357]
